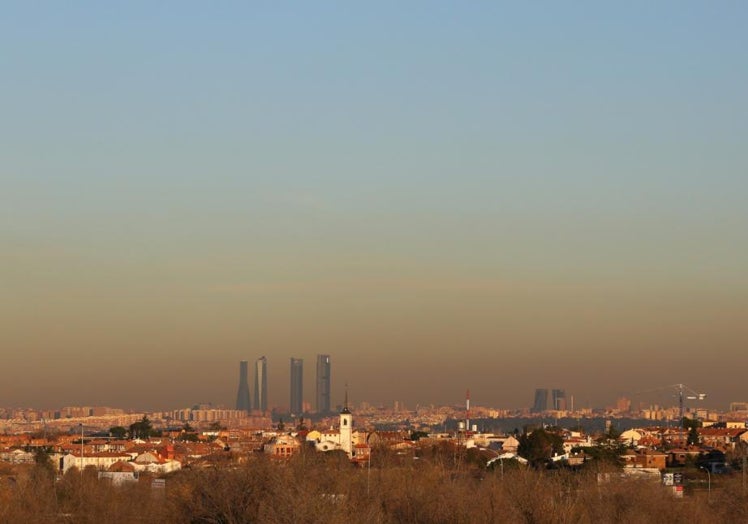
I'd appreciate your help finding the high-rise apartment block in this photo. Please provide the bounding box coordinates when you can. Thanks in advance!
[253,356,268,412]
[235,361,251,412]
[290,358,303,416]
[315,354,331,414]
[616,396,632,412]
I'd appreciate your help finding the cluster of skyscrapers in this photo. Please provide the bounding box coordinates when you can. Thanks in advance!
[531,388,568,412]
[236,357,268,413]
[291,355,332,416]
[235,355,332,416]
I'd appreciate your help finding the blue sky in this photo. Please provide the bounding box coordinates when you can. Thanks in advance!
[2,2,747,410]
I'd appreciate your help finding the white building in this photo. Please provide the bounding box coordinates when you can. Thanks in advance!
[59,452,133,474]
[307,402,367,460]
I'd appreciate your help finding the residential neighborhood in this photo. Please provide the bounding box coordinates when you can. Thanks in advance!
[2,399,747,497]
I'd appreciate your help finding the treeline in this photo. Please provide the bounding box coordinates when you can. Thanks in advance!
[1,446,746,523]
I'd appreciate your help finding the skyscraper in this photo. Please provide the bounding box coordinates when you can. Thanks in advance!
[289,358,303,416]
[552,389,567,411]
[253,356,268,412]
[531,388,548,413]
[235,360,251,412]
[315,354,331,414]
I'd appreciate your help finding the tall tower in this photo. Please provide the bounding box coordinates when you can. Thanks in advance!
[531,388,548,413]
[235,361,251,412]
[552,389,567,411]
[253,356,268,412]
[315,354,331,414]
[289,358,303,416]
[339,384,352,457]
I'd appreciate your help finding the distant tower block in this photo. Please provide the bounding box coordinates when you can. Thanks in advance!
[253,356,268,412]
[316,354,331,414]
[290,358,304,416]
[235,361,251,412]
[552,389,567,411]
[532,388,549,413]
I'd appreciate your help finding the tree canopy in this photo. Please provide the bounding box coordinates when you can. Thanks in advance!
[129,416,153,439]
[518,428,564,468]
[109,426,127,439]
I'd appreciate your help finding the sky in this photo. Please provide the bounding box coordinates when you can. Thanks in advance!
[2,2,747,412]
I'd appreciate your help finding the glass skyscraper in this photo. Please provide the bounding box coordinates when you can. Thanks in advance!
[235,360,251,412]
[289,357,303,416]
[552,389,567,411]
[315,354,331,413]
[253,356,268,412]
[531,388,548,413]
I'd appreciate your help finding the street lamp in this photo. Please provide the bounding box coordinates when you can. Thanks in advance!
[367,447,371,496]
[700,466,711,501]
[79,423,84,477]
[742,441,747,496]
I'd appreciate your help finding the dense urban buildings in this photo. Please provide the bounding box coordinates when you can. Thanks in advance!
[315,354,331,414]
[253,356,268,412]
[235,360,251,412]
[3,395,747,522]
[289,358,303,416]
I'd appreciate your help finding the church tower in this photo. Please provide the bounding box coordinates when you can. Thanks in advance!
[339,385,353,457]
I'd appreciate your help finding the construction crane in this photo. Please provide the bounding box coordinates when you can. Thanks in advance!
[673,383,707,422]
[632,383,707,421]
[632,383,707,446]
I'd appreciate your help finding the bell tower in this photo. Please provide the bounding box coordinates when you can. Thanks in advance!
[339,384,353,457]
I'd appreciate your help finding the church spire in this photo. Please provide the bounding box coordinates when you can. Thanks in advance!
[341,382,351,414]
[339,382,353,457]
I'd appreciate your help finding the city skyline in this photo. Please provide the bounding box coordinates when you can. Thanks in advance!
[0,350,732,413]
[2,3,747,412]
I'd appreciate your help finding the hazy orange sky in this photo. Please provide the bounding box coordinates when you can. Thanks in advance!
[2,3,747,411]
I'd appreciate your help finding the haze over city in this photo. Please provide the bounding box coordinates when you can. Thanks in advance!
[2,3,747,412]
